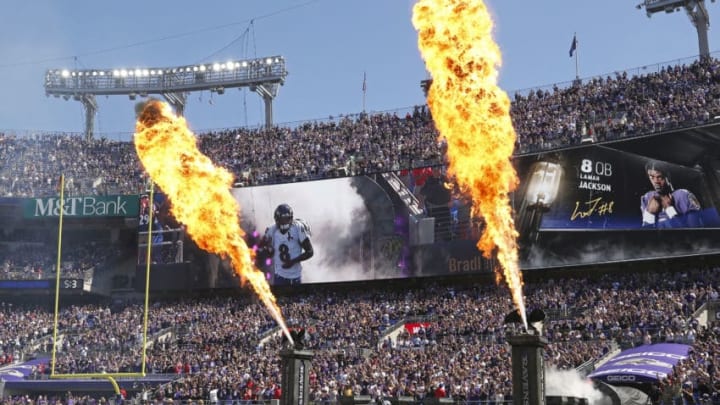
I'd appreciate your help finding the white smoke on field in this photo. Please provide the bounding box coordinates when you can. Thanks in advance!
[545,366,610,405]
[232,177,376,283]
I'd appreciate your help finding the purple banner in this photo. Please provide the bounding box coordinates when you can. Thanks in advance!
[0,357,48,382]
[588,343,690,384]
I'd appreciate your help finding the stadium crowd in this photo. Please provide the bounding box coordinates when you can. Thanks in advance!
[0,265,717,403]
[0,233,130,281]
[1,56,720,404]
[0,58,718,197]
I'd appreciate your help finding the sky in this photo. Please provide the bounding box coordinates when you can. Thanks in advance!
[0,0,716,141]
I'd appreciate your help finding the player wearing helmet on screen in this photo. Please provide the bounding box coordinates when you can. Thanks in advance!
[260,204,314,285]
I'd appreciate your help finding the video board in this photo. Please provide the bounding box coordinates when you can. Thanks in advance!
[412,141,720,275]
[509,143,720,269]
[136,175,412,289]
[514,146,720,230]
[231,176,410,285]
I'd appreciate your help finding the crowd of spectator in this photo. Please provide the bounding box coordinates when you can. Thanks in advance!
[0,230,131,281]
[0,394,114,405]
[511,59,720,152]
[0,265,718,403]
[2,56,720,404]
[0,302,53,370]
[0,58,718,198]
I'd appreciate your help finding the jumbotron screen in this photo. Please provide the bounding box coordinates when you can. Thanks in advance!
[232,177,410,284]
[135,175,413,289]
[514,145,719,231]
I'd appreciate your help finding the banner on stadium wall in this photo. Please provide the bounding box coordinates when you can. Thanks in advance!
[23,195,139,218]
[515,146,720,230]
[588,343,690,384]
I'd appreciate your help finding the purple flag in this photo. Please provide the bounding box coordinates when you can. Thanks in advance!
[588,343,690,384]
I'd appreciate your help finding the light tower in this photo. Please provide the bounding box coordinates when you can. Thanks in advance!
[637,0,714,59]
[44,56,288,139]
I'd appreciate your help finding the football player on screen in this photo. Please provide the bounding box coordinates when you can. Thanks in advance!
[258,204,314,286]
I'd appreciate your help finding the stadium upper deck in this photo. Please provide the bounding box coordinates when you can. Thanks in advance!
[0,57,718,198]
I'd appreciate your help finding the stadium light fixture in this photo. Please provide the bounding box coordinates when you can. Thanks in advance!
[45,55,288,138]
[46,56,286,96]
[638,0,711,58]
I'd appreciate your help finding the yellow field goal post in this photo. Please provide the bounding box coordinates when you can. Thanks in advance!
[49,175,156,395]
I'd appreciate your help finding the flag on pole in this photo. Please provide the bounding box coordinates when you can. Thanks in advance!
[362,72,367,92]
[569,34,577,57]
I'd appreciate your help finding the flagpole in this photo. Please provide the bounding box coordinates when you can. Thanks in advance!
[574,32,579,81]
[362,88,366,113]
[362,71,367,113]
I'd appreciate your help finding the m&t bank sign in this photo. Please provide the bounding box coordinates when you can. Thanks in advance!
[24,195,140,218]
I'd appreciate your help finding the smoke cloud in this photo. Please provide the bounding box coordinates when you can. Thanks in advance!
[524,234,720,270]
[544,366,610,405]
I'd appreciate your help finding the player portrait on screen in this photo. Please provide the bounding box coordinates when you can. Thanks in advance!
[640,160,703,228]
[257,203,314,286]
